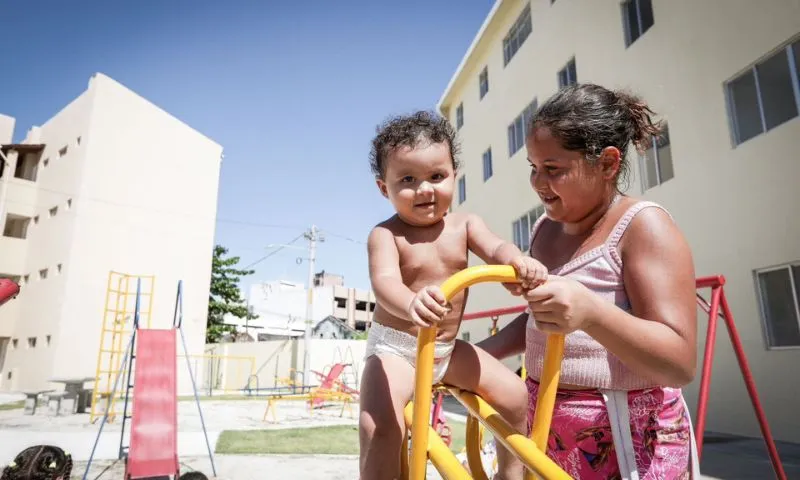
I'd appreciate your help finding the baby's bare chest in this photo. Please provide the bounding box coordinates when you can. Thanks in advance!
[396,229,468,286]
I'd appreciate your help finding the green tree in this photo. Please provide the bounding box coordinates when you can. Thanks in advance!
[207,244,257,343]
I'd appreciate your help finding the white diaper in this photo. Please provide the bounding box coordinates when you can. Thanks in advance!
[365,322,456,384]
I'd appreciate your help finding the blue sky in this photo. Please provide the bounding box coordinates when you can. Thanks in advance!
[1,0,492,292]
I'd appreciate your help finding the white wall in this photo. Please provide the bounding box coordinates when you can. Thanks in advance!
[202,338,366,394]
[236,281,335,333]
[0,114,15,144]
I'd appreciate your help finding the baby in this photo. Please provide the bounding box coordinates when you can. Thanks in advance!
[358,111,546,479]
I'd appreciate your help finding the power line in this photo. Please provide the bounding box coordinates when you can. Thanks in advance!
[319,229,366,245]
[241,233,305,270]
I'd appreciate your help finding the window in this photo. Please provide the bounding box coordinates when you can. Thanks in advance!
[639,123,673,190]
[458,176,466,204]
[2,214,31,239]
[49,206,58,218]
[456,103,464,130]
[503,4,532,66]
[507,99,538,156]
[482,148,493,181]
[39,268,48,280]
[622,0,654,47]
[58,146,68,158]
[13,152,40,182]
[66,198,72,210]
[512,205,545,252]
[558,58,577,88]
[755,262,800,348]
[479,67,489,99]
[726,40,800,145]
[46,335,51,346]
[27,337,36,348]
[57,264,63,274]
[461,331,471,342]
[11,339,18,349]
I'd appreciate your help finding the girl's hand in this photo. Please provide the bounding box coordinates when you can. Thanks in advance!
[523,275,598,334]
[504,255,548,295]
[407,285,450,328]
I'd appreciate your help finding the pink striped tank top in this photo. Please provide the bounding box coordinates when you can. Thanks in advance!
[525,200,669,390]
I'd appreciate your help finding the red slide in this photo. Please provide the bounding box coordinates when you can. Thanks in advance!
[0,279,20,307]
[125,329,179,479]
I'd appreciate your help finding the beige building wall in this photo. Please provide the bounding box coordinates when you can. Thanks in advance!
[440,0,800,442]
[332,284,376,328]
[0,73,222,393]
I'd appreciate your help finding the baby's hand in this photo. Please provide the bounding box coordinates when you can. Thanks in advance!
[508,255,548,292]
[407,285,450,328]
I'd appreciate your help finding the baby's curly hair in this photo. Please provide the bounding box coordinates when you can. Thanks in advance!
[369,110,461,179]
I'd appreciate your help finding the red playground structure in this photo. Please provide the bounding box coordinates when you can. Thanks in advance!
[0,278,20,307]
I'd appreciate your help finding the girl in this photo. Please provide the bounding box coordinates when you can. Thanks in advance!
[1,445,72,480]
[478,83,700,479]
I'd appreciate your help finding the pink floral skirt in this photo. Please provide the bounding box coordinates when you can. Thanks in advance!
[526,378,692,479]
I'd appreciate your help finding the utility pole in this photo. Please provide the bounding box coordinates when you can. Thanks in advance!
[302,225,323,387]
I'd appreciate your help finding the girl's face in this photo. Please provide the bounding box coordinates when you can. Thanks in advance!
[376,141,455,227]
[526,127,619,225]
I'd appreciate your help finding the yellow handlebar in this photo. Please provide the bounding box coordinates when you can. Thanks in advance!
[409,265,567,480]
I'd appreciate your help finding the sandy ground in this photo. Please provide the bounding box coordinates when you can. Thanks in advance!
[73,454,449,480]
[2,396,799,479]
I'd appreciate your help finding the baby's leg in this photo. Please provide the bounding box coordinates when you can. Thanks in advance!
[359,353,416,479]
[442,340,529,480]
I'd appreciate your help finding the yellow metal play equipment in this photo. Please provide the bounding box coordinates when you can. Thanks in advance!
[404,264,572,480]
[90,271,155,423]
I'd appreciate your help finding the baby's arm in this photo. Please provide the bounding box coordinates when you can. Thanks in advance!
[465,213,547,289]
[368,226,415,319]
[367,225,448,326]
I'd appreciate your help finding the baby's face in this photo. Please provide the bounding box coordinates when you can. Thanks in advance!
[376,141,455,226]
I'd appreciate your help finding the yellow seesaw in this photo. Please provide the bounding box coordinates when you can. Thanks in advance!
[401,264,572,480]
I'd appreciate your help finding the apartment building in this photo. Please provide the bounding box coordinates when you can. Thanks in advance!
[0,73,222,393]
[440,0,800,442]
[233,271,376,339]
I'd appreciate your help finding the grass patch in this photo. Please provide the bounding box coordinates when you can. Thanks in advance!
[216,425,360,455]
[0,401,24,411]
[215,420,479,455]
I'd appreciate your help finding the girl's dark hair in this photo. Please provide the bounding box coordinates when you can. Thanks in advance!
[369,110,461,179]
[529,83,662,190]
[0,445,72,480]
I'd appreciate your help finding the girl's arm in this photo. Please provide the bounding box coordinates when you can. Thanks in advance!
[475,312,528,360]
[583,207,698,387]
[367,225,414,320]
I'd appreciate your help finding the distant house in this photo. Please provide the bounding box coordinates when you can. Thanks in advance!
[312,315,359,340]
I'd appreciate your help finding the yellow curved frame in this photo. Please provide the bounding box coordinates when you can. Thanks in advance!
[405,265,572,480]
